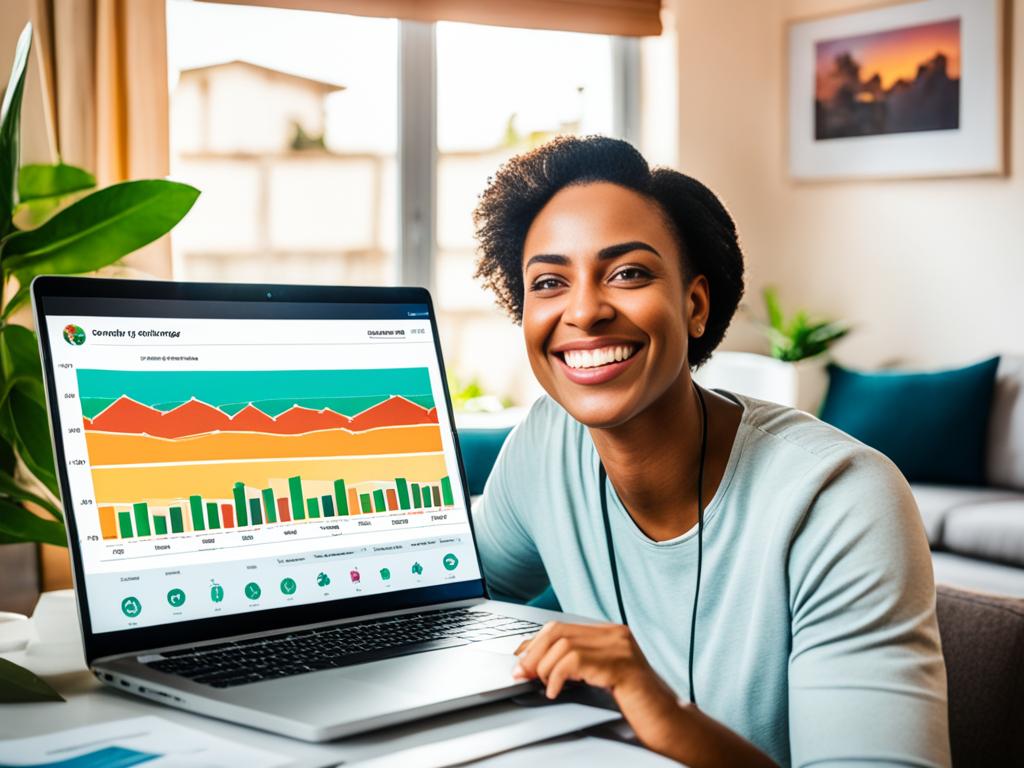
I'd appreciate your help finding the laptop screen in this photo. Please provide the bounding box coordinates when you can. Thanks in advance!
[39,292,482,636]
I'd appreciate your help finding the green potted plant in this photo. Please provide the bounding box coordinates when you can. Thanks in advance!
[0,22,199,701]
[757,286,848,414]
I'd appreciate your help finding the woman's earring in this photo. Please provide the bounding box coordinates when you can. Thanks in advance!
[694,324,705,337]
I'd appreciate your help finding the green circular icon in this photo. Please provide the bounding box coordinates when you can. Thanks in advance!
[442,553,459,571]
[379,567,391,581]
[244,582,262,600]
[280,577,297,595]
[210,583,224,603]
[121,596,142,617]
[166,588,186,608]
[63,324,86,346]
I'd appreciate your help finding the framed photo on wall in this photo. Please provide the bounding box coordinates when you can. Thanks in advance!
[788,0,1005,180]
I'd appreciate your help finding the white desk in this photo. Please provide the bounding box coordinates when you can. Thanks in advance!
[0,592,639,767]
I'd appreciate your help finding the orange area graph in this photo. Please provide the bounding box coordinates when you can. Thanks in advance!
[84,424,443,465]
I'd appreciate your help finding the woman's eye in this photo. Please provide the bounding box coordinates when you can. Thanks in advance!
[529,277,566,292]
[611,267,651,282]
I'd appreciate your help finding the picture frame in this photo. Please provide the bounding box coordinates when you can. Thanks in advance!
[788,0,1005,180]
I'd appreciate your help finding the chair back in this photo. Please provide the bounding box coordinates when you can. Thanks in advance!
[936,584,1024,765]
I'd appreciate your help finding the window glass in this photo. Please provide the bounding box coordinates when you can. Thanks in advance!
[166,1,398,285]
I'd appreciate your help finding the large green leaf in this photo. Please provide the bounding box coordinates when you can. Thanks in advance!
[0,323,44,405]
[0,23,32,239]
[0,469,61,521]
[0,657,65,703]
[8,388,58,497]
[0,496,64,546]
[0,179,200,279]
[17,163,96,201]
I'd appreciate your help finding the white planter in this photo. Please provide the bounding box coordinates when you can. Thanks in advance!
[695,351,830,415]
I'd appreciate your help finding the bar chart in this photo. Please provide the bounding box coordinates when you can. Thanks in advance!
[99,473,457,540]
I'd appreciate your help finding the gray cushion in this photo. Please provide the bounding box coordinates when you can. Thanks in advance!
[910,484,1023,545]
[936,585,1024,766]
[988,355,1024,490]
[943,499,1024,567]
[932,552,1024,598]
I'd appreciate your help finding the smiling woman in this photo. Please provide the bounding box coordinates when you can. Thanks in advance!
[470,137,951,767]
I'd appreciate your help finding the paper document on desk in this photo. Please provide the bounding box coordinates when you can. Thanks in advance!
[0,715,288,767]
[347,703,620,768]
[473,736,682,766]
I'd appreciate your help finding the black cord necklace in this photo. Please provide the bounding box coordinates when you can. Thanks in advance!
[598,382,709,706]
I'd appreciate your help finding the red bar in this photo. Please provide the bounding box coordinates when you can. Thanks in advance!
[220,503,235,529]
[277,497,291,523]
[385,488,399,511]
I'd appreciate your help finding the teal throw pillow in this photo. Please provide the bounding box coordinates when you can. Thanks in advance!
[820,357,1000,485]
[456,426,513,496]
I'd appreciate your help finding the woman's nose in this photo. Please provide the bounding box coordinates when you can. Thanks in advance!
[564,281,614,330]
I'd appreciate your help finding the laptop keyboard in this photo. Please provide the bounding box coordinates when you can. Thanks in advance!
[143,608,541,688]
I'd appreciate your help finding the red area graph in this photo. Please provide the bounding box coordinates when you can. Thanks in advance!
[83,395,439,438]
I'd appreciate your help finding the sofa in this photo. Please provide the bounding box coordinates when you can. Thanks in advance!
[914,355,1024,597]
[460,354,1024,598]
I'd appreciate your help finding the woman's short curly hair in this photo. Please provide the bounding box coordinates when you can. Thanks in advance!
[472,135,744,368]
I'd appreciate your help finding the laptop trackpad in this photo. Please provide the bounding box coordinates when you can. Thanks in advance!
[340,644,523,697]
[467,634,533,655]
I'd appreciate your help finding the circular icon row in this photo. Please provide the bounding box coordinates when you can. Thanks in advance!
[119,553,461,617]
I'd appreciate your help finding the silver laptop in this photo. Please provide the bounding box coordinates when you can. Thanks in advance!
[32,276,583,741]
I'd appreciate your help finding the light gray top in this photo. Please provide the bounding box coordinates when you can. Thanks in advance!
[474,393,951,767]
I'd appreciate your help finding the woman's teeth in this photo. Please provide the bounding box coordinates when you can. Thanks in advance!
[563,345,637,370]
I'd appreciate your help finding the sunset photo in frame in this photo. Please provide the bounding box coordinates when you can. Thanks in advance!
[788,0,1004,180]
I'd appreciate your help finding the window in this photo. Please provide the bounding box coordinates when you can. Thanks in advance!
[167,2,398,285]
[166,1,676,409]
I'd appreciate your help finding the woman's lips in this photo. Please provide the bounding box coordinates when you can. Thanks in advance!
[553,347,641,385]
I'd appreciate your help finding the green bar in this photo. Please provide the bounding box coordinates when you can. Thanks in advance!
[249,497,262,525]
[372,489,386,513]
[322,494,335,517]
[411,483,421,509]
[432,486,441,507]
[334,479,348,516]
[262,488,277,523]
[396,478,410,510]
[307,497,320,518]
[169,506,184,533]
[233,483,248,526]
[133,502,151,537]
[118,511,133,538]
[206,501,220,530]
[289,476,305,520]
[153,516,168,535]
[441,476,454,506]
[360,493,372,514]
[190,495,204,531]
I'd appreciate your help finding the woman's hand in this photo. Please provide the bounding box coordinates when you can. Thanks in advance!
[512,621,683,749]
[513,621,777,768]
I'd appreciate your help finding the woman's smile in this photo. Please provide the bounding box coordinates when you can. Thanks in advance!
[551,338,644,384]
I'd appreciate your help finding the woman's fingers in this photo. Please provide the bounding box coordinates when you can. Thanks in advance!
[514,621,602,676]
[544,650,583,699]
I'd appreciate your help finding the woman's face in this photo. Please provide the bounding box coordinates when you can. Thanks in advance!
[522,181,708,429]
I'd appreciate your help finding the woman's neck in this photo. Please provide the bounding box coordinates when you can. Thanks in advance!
[589,375,741,541]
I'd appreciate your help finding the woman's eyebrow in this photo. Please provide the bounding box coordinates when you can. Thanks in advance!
[524,253,570,269]
[525,241,661,270]
[597,241,661,260]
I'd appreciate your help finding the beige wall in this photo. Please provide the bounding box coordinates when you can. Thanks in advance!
[676,0,1024,369]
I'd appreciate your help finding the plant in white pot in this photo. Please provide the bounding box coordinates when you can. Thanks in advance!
[695,287,849,415]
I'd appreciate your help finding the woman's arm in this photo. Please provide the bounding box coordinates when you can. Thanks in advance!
[514,621,777,767]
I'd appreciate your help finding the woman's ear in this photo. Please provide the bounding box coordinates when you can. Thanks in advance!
[687,275,710,338]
